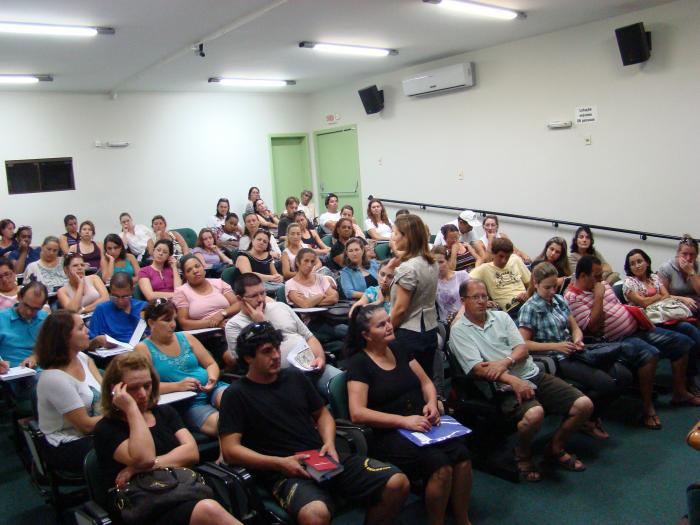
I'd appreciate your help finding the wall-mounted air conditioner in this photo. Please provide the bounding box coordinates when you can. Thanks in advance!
[402,62,475,97]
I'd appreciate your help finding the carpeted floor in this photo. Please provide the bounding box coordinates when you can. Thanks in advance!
[2,370,698,525]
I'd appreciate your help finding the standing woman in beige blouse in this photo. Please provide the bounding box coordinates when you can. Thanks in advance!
[390,214,440,377]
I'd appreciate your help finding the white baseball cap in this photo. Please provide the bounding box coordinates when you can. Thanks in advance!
[458,210,481,228]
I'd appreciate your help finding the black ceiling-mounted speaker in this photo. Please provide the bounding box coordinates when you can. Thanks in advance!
[358,85,384,114]
[615,22,651,66]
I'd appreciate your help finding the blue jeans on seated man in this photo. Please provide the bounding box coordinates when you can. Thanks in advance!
[621,326,693,367]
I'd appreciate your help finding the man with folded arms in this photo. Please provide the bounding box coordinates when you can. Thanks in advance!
[219,321,409,525]
[564,255,699,430]
[449,279,593,481]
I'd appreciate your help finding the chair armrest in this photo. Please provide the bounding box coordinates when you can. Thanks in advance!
[335,420,373,456]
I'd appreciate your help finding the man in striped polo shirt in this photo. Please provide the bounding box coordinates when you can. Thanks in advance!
[564,255,700,430]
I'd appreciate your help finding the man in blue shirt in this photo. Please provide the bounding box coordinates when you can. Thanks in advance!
[0,281,48,368]
[88,272,147,348]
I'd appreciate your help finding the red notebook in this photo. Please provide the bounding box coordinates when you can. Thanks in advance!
[296,449,344,482]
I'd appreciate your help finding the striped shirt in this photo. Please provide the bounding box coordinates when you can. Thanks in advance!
[564,282,636,341]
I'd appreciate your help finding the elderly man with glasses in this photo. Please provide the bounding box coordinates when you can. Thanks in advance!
[88,271,147,349]
[448,278,593,481]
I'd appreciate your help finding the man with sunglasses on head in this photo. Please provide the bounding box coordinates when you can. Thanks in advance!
[0,281,48,371]
[219,321,409,525]
[88,271,147,349]
[224,273,341,395]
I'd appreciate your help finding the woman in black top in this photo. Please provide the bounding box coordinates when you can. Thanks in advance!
[346,305,473,525]
[235,229,283,293]
[294,211,330,254]
[94,353,240,525]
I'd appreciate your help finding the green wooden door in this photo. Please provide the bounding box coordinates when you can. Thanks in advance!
[314,126,364,223]
[269,134,312,214]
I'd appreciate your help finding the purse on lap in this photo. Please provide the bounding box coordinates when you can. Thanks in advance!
[643,298,693,324]
[112,467,213,524]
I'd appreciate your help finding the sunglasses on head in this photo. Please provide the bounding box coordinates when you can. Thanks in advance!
[242,321,273,341]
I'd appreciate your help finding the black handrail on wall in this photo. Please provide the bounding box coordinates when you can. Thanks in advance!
[367,195,683,242]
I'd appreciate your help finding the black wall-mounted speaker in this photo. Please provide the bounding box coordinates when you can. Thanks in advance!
[615,22,651,66]
[358,85,384,114]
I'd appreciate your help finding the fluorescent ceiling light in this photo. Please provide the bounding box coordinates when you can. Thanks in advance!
[209,77,295,87]
[0,74,52,84]
[424,0,524,20]
[0,21,114,37]
[299,41,398,57]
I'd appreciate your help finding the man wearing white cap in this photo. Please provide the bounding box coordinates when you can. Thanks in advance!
[433,210,488,258]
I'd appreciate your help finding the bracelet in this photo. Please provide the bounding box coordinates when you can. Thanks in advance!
[505,356,516,368]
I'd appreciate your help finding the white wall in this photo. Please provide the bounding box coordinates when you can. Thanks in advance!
[0,91,309,241]
[307,0,700,271]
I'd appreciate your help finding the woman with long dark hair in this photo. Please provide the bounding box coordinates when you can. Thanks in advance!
[569,226,619,284]
[346,304,472,525]
[390,214,439,377]
[365,199,393,241]
[36,310,103,473]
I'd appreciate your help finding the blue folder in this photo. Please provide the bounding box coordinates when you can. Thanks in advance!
[397,415,471,447]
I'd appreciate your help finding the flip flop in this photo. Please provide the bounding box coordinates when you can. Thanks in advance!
[514,450,542,482]
[640,414,662,430]
[671,396,700,407]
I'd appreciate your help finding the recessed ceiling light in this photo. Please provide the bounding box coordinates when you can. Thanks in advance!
[0,21,115,37]
[208,77,296,87]
[0,74,53,84]
[423,0,524,20]
[299,41,398,57]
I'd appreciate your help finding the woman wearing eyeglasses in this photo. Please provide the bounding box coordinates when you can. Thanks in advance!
[57,254,109,314]
[0,257,20,310]
[135,299,228,437]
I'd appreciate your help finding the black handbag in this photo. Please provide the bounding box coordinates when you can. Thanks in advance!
[573,342,624,368]
[113,467,213,524]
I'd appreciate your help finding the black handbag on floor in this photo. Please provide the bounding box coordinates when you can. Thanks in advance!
[113,467,213,524]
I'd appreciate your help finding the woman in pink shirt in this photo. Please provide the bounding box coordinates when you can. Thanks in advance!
[172,255,239,330]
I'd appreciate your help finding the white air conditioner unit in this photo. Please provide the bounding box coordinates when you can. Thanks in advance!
[402,62,475,97]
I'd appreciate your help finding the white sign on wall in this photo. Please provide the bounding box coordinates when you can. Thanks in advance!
[575,106,597,124]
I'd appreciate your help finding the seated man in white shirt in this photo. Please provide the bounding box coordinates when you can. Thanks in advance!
[449,279,593,481]
[433,210,487,259]
[318,193,341,235]
[224,273,341,395]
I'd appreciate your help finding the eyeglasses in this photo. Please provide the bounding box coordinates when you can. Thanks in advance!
[464,294,489,301]
[242,321,273,341]
[110,293,132,300]
[19,301,43,313]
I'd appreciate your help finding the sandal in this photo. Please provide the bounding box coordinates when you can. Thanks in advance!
[514,450,542,482]
[545,449,586,472]
[671,396,700,407]
[640,413,662,430]
[581,419,610,440]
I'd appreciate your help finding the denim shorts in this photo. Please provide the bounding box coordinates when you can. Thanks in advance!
[181,384,228,430]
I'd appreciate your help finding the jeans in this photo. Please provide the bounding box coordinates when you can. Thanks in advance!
[665,321,700,376]
[622,326,693,367]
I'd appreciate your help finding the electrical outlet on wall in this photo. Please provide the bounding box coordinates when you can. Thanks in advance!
[585,136,592,146]
[457,170,464,180]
